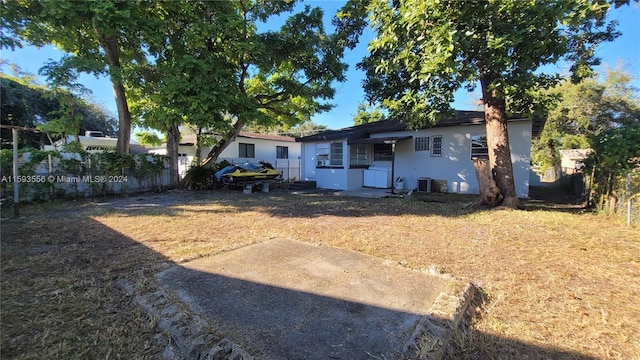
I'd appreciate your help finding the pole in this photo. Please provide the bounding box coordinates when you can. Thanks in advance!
[627,173,632,227]
[390,141,396,194]
[12,128,19,218]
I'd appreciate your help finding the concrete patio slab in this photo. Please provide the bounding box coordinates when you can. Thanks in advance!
[156,239,468,359]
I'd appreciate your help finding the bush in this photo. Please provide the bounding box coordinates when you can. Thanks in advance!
[185,165,218,190]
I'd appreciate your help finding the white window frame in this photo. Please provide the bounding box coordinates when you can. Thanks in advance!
[415,136,430,152]
[471,134,489,159]
[276,146,288,159]
[330,142,343,166]
[350,144,368,166]
[239,143,255,158]
[431,135,442,157]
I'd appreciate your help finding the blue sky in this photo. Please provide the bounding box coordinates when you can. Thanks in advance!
[2,1,638,131]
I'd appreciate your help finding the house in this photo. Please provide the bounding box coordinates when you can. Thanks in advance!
[559,149,591,175]
[148,131,301,179]
[530,148,592,186]
[297,111,544,198]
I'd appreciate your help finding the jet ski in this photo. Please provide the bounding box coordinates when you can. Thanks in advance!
[215,161,281,184]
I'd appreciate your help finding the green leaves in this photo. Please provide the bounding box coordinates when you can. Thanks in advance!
[1,72,117,148]
[531,67,639,197]
[134,131,162,147]
[344,0,625,127]
[352,102,386,125]
[592,125,640,171]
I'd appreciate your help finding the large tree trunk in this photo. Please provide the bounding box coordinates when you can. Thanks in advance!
[112,81,131,154]
[98,31,131,154]
[472,158,502,207]
[193,127,203,164]
[166,122,180,186]
[480,75,524,209]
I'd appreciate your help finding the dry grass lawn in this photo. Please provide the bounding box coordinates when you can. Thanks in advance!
[1,189,639,359]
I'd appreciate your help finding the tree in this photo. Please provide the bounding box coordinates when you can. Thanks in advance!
[195,2,347,170]
[134,131,163,147]
[352,102,386,125]
[1,0,149,154]
[244,120,329,138]
[532,68,640,172]
[36,62,93,143]
[127,1,347,185]
[126,1,237,185]
[531,68,640,212]
[283,121,330,138]
[1,73,117,149]
[589,124,640,213]
[337,0,626,209]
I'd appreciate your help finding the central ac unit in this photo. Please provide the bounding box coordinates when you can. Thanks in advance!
[417,177,432,193]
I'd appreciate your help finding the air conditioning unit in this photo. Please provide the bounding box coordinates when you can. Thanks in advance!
[417,177,432,193]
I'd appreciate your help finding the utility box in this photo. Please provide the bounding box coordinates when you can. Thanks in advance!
[417,177,432,193]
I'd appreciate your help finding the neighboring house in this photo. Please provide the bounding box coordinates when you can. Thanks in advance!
[297,111,544,198]
[559,149,591,175]
[531,148,592,186]
[44,131,148,154]
[148,131,301,179]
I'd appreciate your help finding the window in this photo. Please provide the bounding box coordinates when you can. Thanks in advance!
[350,144,368,166]
[276,146,288,159]
[415,136,430,151]
[471,134,488,159]
[316,143,330,166]
[431,135,442,157]
[239,143,255,158]
[373,143,393,161]
[316,142,343,167]
[330,142,343,166]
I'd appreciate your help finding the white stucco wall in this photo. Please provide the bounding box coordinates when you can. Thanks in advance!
[149,136,301,179]
[304,139,354,190]
[215,137,300,164]
[300,120,533,197]
[379,120,532,197]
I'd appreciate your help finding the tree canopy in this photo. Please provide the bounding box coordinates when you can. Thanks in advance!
[3,0,347,182]
[337,0,627,208]
[1,72,117,149]
[531,68,640,212]
[352,102,386,125]
[2,0,151,154]
[191,1,347,168]
[244,120,329,139]
[122,1,347,184]
[532,68,640,170]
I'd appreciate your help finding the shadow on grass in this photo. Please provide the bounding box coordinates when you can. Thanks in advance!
[0,213,171,358]
[71,185,595,221]
[526,185,590,213]
[2,206,601,359]
[74,189,482,219]
[449,287,599,360]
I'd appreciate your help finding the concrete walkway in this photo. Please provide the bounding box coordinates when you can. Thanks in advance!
[157,239,467,359]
